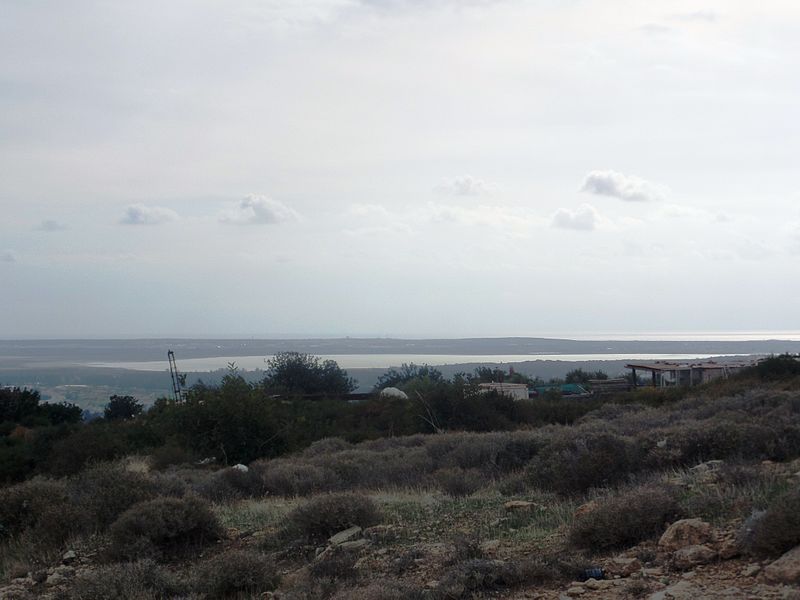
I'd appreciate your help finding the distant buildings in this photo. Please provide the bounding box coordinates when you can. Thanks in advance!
[624,360,755,388]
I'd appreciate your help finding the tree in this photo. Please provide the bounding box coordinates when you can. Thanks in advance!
[104,395,144,421]
[263,352,356,396]
[374,363,444,390]
[565,369,608,384]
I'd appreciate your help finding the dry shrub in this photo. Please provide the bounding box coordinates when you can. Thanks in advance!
[149,444,196,471]
[252,459,335,497]
[330,579,423,600]
[309,447,434,490]
[741,487,800,557]
[568,484,681,552]
[302,437,352,457]
[195,466,265,502]
[526,431,636,495]
[646,421,791,469]
[67,462,158,530]
[623,578,653,599]
[0,478,82,546]
[495,433,547,471]
[108,495,224,560]
[435,468,483,498]
[440,432,508,470]
[287,493,381,541]
[436,558,522,598]
[67,560,187,600]
[309,546,359,581]
[196,549,279,598]
[495,472,529,496]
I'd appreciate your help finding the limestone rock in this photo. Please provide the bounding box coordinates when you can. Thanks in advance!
[566,585,585,595]
[339,538,369,551]
[329,525,362,545]
[741,563,761,577]
[584,578,612,590]
[606,557,642,577]
[658,519,713,552]
[504,500,538,512]
[672,545,716,570]
[764,545,800,584]
[574,501,598,519]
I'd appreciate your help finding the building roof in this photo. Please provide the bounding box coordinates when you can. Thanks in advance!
[625,360,755,371]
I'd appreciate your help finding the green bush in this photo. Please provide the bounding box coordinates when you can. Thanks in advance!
[287,493,381,541]
[67,560,188,600]
[108,496,224,560]
[756,354,800,380]
[195,549,279,599]
[568,484,681,552]
[741,487,800,557]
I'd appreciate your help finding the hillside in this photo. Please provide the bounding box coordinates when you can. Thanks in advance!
[2,368,800,598]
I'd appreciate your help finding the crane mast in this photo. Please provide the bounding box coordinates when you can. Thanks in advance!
[167,350,184,402]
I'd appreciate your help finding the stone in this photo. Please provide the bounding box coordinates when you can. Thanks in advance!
[606,557,642,577]
[566,585,585,595]
[329,525,362,545]
[574,501,598,519]
[231,463,248,472]
[584,578,612,590]
[658,519,713,552]
[672,545,716,570]
[45,572,68,587]
[717,537,740,559]
[689,460,724,474]
[764,545,800,584]
[504,500,537,512]
[61,550,77,565]
[657,580,699,600]
[339,538,369,551]
[741,563,761,577]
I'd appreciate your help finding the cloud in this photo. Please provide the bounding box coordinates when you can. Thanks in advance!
[671,11,718,23]
[581,170,664,202]
[37,219,67,232]
[552,204,600,231]
[220,194,300,225]
[435,175,493,197]
[120,204,179,225]
[1,250,17,263]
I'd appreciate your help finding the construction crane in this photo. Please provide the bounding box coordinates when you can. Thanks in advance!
[167,350,184,402]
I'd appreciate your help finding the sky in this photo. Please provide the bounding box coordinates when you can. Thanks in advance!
[1,0,799,338]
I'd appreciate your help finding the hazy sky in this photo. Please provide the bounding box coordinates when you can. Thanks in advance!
[2,0,799,338]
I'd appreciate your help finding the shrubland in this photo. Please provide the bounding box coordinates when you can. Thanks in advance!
[0,355,798,598]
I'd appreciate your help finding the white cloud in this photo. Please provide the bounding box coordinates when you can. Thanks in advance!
[37,219,67,232]
[670,10,718,23]
[552,204,600,231]
[220,194,300,225]
[581,170,665,202]
[120,204,179,225]
[435,175,493,197]
[1,250,17,263]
